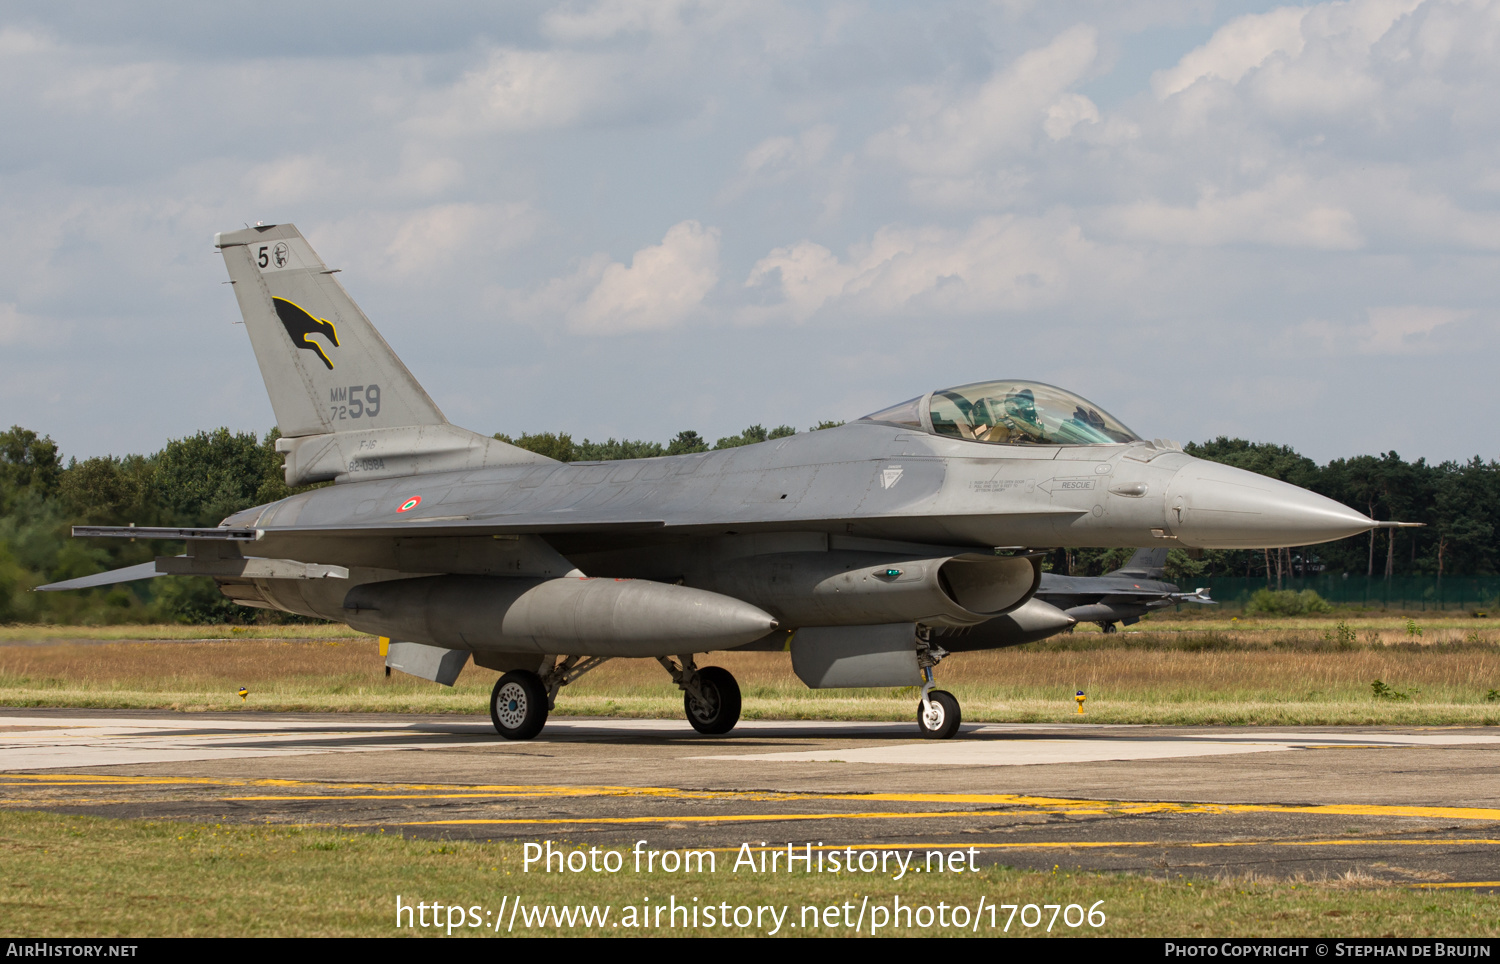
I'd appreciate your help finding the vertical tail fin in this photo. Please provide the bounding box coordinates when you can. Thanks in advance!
[216,223,550,485]
[1108,547,1170,578]
[216,223,446,436]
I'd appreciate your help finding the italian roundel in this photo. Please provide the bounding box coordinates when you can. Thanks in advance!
[397,496,422,513]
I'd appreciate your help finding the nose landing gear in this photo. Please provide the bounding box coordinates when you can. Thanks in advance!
[916,632,961,739]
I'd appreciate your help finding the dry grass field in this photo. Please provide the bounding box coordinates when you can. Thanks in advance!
[2,613,1498,725]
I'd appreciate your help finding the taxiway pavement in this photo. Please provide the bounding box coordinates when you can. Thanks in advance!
[2,707,1497,888]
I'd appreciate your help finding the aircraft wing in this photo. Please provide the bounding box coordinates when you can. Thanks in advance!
[70,505,1083,543]
[71,526,260,541]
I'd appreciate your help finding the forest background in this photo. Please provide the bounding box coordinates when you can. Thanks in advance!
[1,422,1495,625]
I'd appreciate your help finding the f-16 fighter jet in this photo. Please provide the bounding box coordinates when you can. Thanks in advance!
[1035,548,1214,633]
[42,224,1387,741]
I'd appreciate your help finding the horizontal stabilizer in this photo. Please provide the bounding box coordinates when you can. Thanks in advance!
[37,562,161,592]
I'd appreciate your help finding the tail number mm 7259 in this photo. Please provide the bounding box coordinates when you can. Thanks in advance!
[329,384,381,421]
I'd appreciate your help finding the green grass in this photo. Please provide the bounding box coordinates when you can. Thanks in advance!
[0,811,1494,937]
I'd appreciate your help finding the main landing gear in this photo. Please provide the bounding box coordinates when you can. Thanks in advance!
[488,655,744,739]
[489,655,613,741]
[916,631,961,739]
[658,655,742,735]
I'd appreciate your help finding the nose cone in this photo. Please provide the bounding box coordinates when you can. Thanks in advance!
[1165,458,1375,549]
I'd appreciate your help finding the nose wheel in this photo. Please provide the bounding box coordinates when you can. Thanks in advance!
[917,689,961,739]
[915,634,961,738]
[490,671,548,740]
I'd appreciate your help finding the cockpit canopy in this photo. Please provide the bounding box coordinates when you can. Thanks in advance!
[860,380,1140,446]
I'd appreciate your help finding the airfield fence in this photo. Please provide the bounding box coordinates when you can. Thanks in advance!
[1197,575,1500,612]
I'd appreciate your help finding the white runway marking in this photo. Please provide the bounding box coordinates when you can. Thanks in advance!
[698,740,1294,766]
[699,728,1500,767]
[0,715,497,770]
[0,714,1496,771]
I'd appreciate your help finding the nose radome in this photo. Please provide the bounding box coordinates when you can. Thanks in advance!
[1165,458,1375,549]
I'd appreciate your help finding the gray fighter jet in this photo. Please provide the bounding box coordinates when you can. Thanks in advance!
[41,223,1388,741]
[1035,548,1213,633]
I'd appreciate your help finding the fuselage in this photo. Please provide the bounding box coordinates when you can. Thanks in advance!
[229,419,1372,558]
[219,420,1371,630]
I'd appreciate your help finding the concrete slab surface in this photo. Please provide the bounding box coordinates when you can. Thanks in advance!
[3,707,1498,889]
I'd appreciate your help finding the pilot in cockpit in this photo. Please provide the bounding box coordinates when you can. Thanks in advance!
[863,380,1140,447]
[971,388,1046,443]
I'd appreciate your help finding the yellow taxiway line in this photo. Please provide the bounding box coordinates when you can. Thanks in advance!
[714,839,1500,852]
[5,773,1500,823]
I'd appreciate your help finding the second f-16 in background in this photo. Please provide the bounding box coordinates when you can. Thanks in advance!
[1034,548,1213,633]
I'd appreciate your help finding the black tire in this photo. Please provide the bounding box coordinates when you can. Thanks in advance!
[684,666,741,735]
[490,671,548,740]
[917,689,962,739]
[1100,621,1118,634]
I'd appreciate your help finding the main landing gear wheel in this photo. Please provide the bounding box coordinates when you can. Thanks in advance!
[684,666,742,735]
[1100,621,1118,634]
[917,689,961,740]
[490,671,548,740]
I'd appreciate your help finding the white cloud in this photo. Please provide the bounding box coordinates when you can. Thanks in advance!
[1043,93,1101,140]
[0,303,35,345]
[0,26,53,56]
[1153,6,1309,98]
[515,221,722,334]
[1152,0,1425,119]
[414,48,621,134]
[746,213,1123,321]
[1362,305,1468,352]
[871,25,1099,177]
[245,149,465,209]
[721,125,840,205]
[4,2,1500,463]
[314,203,542,282]
[573,221,720,332]
[42,62,170,113]
[1097,175,1364,249]
[245,154,348,209]
[743,240,850,321]
[1300,305,1471,353]
[382,203,540,279]
[542,0,704,41]
[742,125,836,181]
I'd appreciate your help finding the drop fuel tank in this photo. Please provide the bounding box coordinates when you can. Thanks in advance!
[342,575,778,657]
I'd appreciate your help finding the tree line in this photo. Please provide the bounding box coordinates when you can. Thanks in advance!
[0,422,1495,624]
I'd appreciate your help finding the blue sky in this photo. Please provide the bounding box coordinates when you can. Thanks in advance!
[1,0,1496,464]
